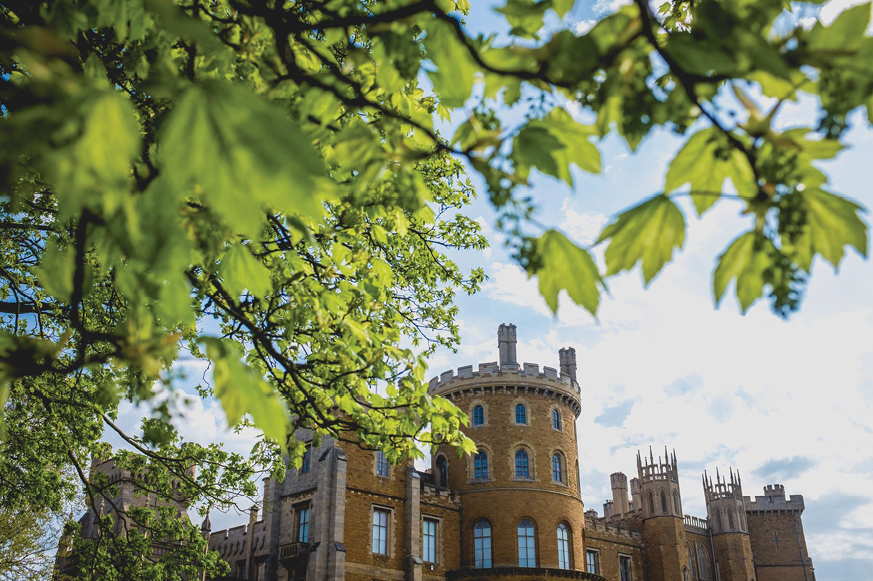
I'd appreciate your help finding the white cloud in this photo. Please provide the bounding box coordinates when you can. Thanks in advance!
[574,19,597,34]
[481,261,552,317]
[558,198,609,246]
[594,0,631,15]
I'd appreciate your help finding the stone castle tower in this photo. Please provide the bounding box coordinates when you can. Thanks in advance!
[704,469,756,581]
[430,322,588,571]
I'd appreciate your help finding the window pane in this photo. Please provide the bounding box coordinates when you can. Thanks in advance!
[557,524,569,569]
[620,556,632,581]
[515,450,529,478]
[517,520,536,567]
[516,404,526,424]
[423,519,436,563]
[377,451,389,477]
[586,550,599,574]
[552,454,562,482]
[301,445,311,473]
[372,510,388,555]
[474,521,491,569]
[297,507,310,543]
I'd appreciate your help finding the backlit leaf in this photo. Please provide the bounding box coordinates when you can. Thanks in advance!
[534,230,604,315]
[713,231,774,312]
[597,195,686,284]
[220,244,272,299]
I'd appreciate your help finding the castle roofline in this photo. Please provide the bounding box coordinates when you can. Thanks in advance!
[427,362,581,414]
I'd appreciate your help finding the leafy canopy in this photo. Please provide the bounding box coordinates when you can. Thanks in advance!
[0,0,871,575]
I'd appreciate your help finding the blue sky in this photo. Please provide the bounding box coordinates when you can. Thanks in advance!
[108,1,873,579]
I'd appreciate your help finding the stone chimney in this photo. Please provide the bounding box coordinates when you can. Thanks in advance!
[611,472,630,516]
[630,477,642,512]
[497,323,518,369]
[558,347,577,381]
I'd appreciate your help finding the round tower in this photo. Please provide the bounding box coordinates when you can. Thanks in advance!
[637,448,692,581]
[703,468,755,581]
[430,323,585,574]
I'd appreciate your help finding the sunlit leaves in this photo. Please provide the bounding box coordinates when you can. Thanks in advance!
[202,338,290,449]
[664,127,757,215]
[513,110,600,184]
[49,92,140,218]
[793,189,868,271]
[533,230,604,315]
[713,231,775,312]
[597,195,686,284]
[425,19,477,109]
[219,245,272,299]
[158,82,331,236]
[805,3,871,53]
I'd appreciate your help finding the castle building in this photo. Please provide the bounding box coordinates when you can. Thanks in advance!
[63,324,817,581]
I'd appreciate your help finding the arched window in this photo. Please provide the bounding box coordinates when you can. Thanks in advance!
[697,546,710,580]
[687,545,696,580]
[515,403,527,424]
[714,508,722,533]
[515,450,530,479]
[683,567,689,581]
[738,509,745,531]
[660,490,668,513]
[436,456,448,488]
[473,405,484,426]
[517,519,536,567]
[474,452,488,479]
[727,506,736,530]
[473,520,492,569]
[552,409,562,431]
[552,453,563,483]
[647,491,655,515]
[673,490,682,515]
[557,523,570,569]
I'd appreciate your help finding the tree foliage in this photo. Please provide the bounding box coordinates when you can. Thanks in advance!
[0,0,870,575]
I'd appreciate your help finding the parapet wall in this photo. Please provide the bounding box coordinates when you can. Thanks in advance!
[744,494,805,513]
[584,515,642,541]
[427,362,581,413]
[684,514,710,535]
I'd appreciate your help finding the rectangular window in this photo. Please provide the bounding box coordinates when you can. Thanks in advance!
[296,506,310,543]
[376,451,389,477]
[422,518,437,563]
[372,509,389,555]
[301,444,311,473]
[620,555,632,581]
[586,550,599,574]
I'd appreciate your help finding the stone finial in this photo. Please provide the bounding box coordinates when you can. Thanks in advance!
[201,512,212,532]
[558,347,577,380]
[497,323,518,367]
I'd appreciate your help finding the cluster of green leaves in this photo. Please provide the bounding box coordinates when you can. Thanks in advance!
[0,0,870,574]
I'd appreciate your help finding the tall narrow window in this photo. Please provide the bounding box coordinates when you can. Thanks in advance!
[296,506,310,543]
[727,507,736,530]
[660,491,668,513]
[698,546,710,580]
[473,405,484,426]
[515,403,527,424]
[647,491,655,515]
[422,518,437,563]
[552,409,562,431]
[376,451,389,477]
[620,555,632,581]
[517,519,536,567]
[738,510,745,531]
[301,444,311,473]
[436,456,448,488]
[474,521,492,569]
[552,453,563,483]
[372,509,389,555]
[714,508,722,533]
[683,567,689,581]
[557,524,570,569]
[687,545,695,580]
[586,550,600,574]
[474,452,488,479]
[674,490,682,515]
[515,450,530,479]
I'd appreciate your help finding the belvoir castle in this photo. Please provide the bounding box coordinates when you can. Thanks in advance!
[65,324,818,581]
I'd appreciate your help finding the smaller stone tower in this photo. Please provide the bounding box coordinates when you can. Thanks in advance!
[744,484,815,581]
[637,448,691,581]
[703,468,755,581]
[558,347,577,380]
[630,477,642,512]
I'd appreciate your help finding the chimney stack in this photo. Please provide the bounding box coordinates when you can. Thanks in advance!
[611,472,630,516]
[497,324,518,369]
[558,347,577,381]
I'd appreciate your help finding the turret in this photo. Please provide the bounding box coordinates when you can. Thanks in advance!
[703,468,755,581]
[636,447,690,581]
[497,323,518,369]
[611,472,630,516]
[630,477,642,512]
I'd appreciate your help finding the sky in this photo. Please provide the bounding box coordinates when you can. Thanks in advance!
[107,1,873,580]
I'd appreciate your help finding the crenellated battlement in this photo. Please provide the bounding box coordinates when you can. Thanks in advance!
[744,484,805,513]
[427,360,582,415]
[584,513,643,540]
